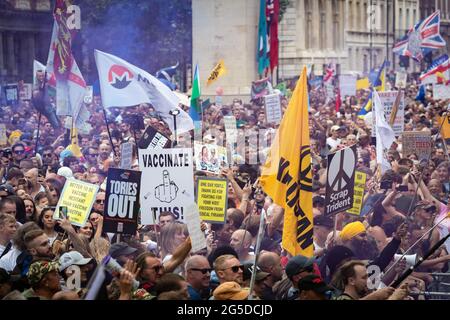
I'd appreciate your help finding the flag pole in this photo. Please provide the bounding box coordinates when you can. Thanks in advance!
[248,207,266,300]
[102,108,118,157]
[34,71,47,156]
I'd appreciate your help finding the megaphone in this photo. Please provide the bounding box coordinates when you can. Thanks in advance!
[394,254,417,268]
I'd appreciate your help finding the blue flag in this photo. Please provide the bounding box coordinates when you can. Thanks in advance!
[257,0,270,75]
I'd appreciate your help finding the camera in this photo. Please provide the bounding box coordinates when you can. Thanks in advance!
[380,180,392,190]
[396,185,408,192]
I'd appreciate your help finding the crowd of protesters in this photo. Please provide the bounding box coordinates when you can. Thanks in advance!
[0,68,449,300]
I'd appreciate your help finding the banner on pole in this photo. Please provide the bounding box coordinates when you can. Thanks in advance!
[347,171,367,216]
[372,91,405,137]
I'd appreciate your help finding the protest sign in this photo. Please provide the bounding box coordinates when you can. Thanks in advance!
[19,83,32,101]
[264,93,282,124]
[395,71,407,88]
[184,200,207,253]
[325,145,357,216]
[84,86,93,104]
[223,116,237,144]
[433,84,450,100]
[55,179,99,227]
[120,142,133,170]
[402,131,432,161]
[339,75,357,97]
[196,177,228,224]
[372,91,404,137]
[103,168,141,235]
[347,171,367,216]
[139,148,194,224]
[4,84,18,106]
[194,142,228,174]
[137,125,171,150]
[325,83,334,102]
[0,124,7,146]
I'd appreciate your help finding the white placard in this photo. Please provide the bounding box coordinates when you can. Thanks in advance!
[0,124,7,146]
[120,142,133,169]
[19,83,32,101]
[339,75,357,97]
[372,91,404,137]
[138,148,194,224]
[84,86,93,104]
[433,84,450,100]
[264,93,282,124]
[223,116,237,144]
[325,83,334,102]
[184,201,207,253]
[395,71,407,88]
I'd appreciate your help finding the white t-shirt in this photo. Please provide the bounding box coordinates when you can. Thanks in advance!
[0,244,6,257]
[0,247,21,272]
[326,137,341,150]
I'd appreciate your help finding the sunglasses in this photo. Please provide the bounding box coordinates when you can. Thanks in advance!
[14,150,25,154]
[190,268,212,274]
[95,199,105,204]
[222,265,244,273]
[43,153,53,158]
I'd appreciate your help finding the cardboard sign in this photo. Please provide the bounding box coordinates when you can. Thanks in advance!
[325,145,357,216]
[339,75,357,97]
[433,84,450,100]
[0,124,7,146]
[19,83,32,101]
[137,125,171,150]
[395,71,407,88]
[184,201,207,253]
[197,177,228,224]
[138,148,194,224]
[120,142,133,170]
[372,91,405,137]
[223,116,237,144]
[325,83,334,102]
[54,179,99,227]
[194,142,228,174]
[402,131,432,161]
[347,171,367,216]
[264,93,282,124]
[103,168,141,235]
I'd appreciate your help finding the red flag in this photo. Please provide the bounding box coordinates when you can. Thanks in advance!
[266,0,279,71]
[53,0,76,80]
[335,88,341,112]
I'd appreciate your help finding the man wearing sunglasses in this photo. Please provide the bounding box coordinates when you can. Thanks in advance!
[11,143,26,168]
[185,255,212,300]
[214,254,244,285]
[93,192,106,214]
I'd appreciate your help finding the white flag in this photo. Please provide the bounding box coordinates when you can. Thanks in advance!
[373,90,396,173]
[94,50,194,134]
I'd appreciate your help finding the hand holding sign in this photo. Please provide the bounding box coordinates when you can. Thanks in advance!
[154,170,179,203]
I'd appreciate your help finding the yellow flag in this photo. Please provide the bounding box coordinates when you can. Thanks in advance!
[356,77,370,90]
[66,128,83,158]
[206,60,227,86]
[438,114,450,139]
[259,66,313,257]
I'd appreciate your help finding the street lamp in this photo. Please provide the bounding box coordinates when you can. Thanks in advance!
[169,108,180,147]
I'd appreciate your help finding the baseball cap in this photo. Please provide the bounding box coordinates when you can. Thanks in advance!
[313,215,334,229]
[59,251,93,272]
[109,242,137,258]
[0,184,15,197]
[213,282,249,300]
[243,264,270,282]
[285,255,315,278]
[57,166,74,179]
[330,125,341,132]
[27,260,60,286]
[298,274,332,294]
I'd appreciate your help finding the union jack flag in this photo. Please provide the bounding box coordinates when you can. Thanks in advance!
[393,10,446,62]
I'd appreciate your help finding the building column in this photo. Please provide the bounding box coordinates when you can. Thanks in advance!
[312,0,320,50]
[0,32,4,73]
[6,32,16,76]
[326,0,333,50]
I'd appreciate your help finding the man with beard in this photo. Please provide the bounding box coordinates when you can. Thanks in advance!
[334,260,395,300]
[340,221,407,273]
